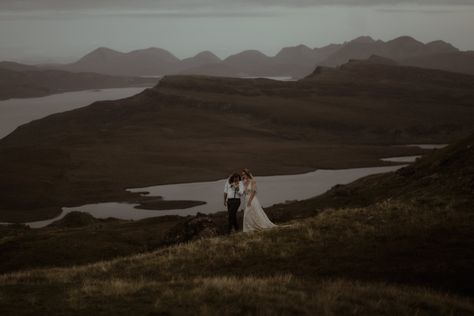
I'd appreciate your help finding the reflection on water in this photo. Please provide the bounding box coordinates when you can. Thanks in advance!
[405,144,448,149]
[242,76,296,81]
[0,87,148,139]
[382,144,449,163]
[381,156,422,163]
[26,165,404,228]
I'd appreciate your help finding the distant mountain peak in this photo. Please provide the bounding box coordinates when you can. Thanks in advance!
[427,40,450,45]
[129,47,171,53]
[315,43,341,50]
[276,44,315,61]
[293,44,312,50]
[388,36,422,45]
[224,50,270,63]
[125,47,179,65]
[195,50,215,56]
[143,47,162,51]
[90,47,121,55]
[349,36,376,44]
[75,47,123,64]
[425,40,459,53]
[233,50,268,57]
[130,47,166,55]
[175,51,222,74]
[278,44,311,52]
[393,35,417,41]
[193,51,221,61]
[95,46,114,52]
[127,47,177,57]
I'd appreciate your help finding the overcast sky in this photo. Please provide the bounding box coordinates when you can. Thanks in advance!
[1,0,473,63]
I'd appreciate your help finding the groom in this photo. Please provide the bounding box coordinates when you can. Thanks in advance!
[224,172,244,234]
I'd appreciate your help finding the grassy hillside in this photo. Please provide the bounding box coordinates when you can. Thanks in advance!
[0,199,473,315]
[0,214,187,274]
[269,133,474,220]
[0,134,472,310]
[1,59,474,222]
[0,207,242,274]
[0,134,473,315]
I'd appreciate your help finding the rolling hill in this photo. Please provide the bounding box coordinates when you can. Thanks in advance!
[173,51,221,73]
[59,47,180,76]
[0,65,157,100]
[0,61,39,72]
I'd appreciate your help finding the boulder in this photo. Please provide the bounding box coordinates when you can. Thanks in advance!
[163,213,218,245]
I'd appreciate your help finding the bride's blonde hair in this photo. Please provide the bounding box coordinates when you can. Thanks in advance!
[242,168,253,179]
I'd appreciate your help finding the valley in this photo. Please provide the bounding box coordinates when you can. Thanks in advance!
[1,58,473,222]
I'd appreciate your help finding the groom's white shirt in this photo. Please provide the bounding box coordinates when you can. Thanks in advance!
[224,180,244,199]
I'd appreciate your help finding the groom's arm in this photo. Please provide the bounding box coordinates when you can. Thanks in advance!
[238,181,244,195]
[224,181,229,207]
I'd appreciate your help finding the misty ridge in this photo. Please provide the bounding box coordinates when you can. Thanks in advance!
[34,35,474,78]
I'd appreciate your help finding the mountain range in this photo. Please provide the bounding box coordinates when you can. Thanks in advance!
[39,36,474,78]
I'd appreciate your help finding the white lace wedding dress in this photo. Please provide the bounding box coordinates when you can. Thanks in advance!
[243,180,276,232]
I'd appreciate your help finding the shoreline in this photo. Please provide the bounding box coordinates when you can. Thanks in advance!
[3,162,411,228]
[0,83,155,102]
[0,143,445,225]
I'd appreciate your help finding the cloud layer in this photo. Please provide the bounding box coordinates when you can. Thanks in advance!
[1,0,474,11]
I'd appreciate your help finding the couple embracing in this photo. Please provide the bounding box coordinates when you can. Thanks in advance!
[224,168,276,234]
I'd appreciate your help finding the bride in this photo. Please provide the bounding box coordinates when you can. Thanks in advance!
[241,168,276,232]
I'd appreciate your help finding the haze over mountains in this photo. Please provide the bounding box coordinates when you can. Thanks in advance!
[40,36,474,78]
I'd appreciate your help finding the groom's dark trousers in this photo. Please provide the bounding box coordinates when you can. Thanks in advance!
[227,198,240,233]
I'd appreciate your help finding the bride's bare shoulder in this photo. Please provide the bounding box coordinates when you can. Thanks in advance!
[251,179,257,187]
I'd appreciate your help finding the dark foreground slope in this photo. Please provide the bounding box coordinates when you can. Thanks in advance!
[0,214,187,274]
[0,66,155,100]
[1,205,473,315]
[1,59,474,221]
[0,135,473,315]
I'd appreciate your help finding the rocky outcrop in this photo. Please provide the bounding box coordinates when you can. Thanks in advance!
[49,211,102,228]
[163,213,218,245]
